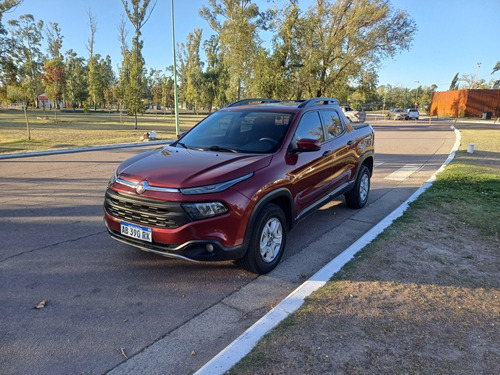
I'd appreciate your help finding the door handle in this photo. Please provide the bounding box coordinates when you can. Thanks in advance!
[347,140,354,145]
[322,150,332,157]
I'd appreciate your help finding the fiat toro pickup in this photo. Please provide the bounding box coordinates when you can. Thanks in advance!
[104,98,375,274]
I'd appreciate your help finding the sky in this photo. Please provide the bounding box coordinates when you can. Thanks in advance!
[3,0,500,91]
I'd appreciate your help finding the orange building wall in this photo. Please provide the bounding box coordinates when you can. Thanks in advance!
[430,89,500,117]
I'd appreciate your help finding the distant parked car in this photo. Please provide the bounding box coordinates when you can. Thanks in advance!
[340,106,366,122]
[406,108,419,120]
[387,108,408,120]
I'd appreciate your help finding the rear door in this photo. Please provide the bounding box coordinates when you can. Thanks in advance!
[319,109,357,189]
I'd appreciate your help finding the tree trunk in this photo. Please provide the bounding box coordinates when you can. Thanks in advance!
[23,104,31,140]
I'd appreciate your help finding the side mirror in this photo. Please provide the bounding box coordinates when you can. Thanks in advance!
[177,131,186,139]
[294,138,321,152]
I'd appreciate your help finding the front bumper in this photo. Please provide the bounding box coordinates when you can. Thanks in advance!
[104,219,249,261]
[103,187,252,262]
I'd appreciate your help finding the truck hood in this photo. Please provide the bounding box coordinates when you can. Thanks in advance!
[117,145,272,188]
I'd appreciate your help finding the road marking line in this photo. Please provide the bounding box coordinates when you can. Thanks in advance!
[384,164,423,181]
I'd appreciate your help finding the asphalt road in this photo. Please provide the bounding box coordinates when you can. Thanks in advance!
[0,119,457,375]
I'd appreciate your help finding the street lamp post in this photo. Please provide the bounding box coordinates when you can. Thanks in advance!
[414,81,419,108]
[474,62,481,89]
[171,0,180,135]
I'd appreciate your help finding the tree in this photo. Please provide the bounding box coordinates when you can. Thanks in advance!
[493,61,500,74]
[200,0,264,101]
[0,1,22,35]
[181,29,204,113]
[161,74,174,114]
[42,22,65,109]
[87,53,115,110]
[290,0,416,98]
[86,10,99,110]
[0,1,22,57]
[124,31,145,128]
[459,73,487,89]
[147,69,163,113]
[86,9,97,59]
[492,61,500,88]
[266,1,307,99]
[247,46,288,99]
[116,15,130,116]
[0,0,22,90]
[64,49,88,109]
[7,14,44,107]
[120,0,157,128]
[202,35,228,109]
[41,58,65,109]
[418,84,437,113]
[101,55,116,109]
[45,21,63,59]
[88,54,103,109]
[349,70,378,106]
[449,72,459,90]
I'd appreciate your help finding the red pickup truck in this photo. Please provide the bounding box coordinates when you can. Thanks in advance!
[104,98,375,274]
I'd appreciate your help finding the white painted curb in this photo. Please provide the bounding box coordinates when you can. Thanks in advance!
[0,140,172,160]
[194,127,461,375]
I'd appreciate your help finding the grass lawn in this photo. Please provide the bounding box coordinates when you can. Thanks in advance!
[0,108,206,154]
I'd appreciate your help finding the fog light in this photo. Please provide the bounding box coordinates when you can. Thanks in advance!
[206,244,214,253]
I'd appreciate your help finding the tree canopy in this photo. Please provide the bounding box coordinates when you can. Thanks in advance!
[2,0,497,115]
[120,0,157,128]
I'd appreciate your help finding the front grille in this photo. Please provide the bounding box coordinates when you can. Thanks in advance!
[105,189,189,228]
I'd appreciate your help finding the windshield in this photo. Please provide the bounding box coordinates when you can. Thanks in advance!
[174,110,294,153]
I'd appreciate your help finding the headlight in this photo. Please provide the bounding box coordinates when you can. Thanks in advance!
[180,173,253,195]
[182,202,229,221]
[108,169,118,186]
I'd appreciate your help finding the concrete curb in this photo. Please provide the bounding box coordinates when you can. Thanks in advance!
[0,140,172,160]
[194,127,462,375]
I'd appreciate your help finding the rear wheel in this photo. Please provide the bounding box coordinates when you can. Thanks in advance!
[345,165,370,209]
[239,203,287,274]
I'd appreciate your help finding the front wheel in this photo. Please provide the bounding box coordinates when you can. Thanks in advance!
[345,165,370,209]
[238,203,287,274]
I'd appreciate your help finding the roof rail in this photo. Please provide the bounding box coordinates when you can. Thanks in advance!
[297,98,339,108]
[226,98,280,107]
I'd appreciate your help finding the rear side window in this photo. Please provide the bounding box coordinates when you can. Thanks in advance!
[320,110,345,139]
[294,111,324,143]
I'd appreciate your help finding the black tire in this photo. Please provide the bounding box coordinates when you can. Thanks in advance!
[344,165,370,209]
[238,203,287,274]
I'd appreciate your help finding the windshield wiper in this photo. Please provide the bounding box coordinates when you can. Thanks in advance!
[176,142,238,153]
[209,145,239,153]
[176,142,204,151]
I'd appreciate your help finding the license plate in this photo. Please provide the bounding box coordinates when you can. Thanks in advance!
[120,221,152,242]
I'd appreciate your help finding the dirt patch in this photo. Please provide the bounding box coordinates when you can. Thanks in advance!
[229,208,499,375]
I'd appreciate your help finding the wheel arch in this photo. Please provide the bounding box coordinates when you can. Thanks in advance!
[244,188,294,245]
[361,153,374,177]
